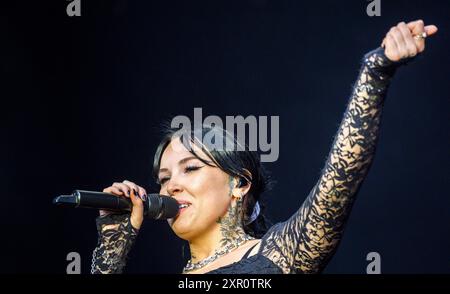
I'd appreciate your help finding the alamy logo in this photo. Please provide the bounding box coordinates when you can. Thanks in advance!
[171,108,279,163]
[66,252,81,274]
[366,0,381,17]
[366,252,381,274]
[66,0,81,17]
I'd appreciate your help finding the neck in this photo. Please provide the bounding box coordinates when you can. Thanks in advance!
[188,199,248,263]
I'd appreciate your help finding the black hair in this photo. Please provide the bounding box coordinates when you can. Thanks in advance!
[152,123,272,238]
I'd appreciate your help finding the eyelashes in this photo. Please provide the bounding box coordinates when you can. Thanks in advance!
[158,177,169,185]
[185,165,201,172]
[158,165,203,185]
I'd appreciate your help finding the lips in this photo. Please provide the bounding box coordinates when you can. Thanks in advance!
[177,199,191,206]
[176,200,192,213]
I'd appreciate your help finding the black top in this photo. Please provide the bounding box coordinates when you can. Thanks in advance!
[91,47,410,274]
[207,243,282,274]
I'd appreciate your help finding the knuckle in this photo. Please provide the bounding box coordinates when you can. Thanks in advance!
[124,180,136,187]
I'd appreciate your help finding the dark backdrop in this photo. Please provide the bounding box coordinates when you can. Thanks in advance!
[2,0,449,273]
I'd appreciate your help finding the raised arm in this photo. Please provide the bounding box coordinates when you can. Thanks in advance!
[260,20,437,273]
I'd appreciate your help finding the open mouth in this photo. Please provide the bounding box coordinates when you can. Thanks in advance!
[177,201,192,214]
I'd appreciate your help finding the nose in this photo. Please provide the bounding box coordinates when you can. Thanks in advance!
[166,176,184,197]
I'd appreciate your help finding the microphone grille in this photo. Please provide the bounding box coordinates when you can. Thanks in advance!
[146,194,179,220]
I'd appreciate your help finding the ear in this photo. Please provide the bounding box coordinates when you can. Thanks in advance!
[231,177,251,200]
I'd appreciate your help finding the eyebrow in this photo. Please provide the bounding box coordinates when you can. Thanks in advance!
[158,156,200,174]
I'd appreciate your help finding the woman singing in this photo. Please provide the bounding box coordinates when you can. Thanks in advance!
[91,20,437,274]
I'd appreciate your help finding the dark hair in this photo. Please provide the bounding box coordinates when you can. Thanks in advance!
[152,123,272,238]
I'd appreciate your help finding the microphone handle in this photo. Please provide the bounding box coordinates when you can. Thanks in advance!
[75,190,132,211]
[53,190,179,219]
[73,190,173,218]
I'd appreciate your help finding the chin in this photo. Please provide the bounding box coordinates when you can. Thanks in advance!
[169,217,194,240]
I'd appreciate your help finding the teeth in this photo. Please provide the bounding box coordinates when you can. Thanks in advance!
[179,203,190,209]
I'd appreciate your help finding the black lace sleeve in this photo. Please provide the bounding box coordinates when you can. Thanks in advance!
[259,47,411,274]
[91,213,138,274]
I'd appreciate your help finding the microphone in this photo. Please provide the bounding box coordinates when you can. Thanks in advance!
[53,190,179,220]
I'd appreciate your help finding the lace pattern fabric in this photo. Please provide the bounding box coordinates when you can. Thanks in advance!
[257,47,402,274]
[91,213,138,274]
[91,47,410,274]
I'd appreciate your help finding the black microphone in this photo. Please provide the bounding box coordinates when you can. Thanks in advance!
[53,190,179,220]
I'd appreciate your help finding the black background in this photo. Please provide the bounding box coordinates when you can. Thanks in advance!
[2,0,449,274]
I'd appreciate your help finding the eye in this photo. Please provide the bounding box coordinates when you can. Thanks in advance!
[158,176,170,185]
[158,165,203,185]
[185,165,202,173]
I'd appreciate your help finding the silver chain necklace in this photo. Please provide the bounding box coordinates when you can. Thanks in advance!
[183,234,254,273]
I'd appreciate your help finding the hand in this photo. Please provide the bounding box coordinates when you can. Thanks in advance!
[101,180,147,230]
[381,20,438,62]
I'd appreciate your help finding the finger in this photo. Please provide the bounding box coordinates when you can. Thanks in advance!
[406,20,429,52]
[386,27,403,61]
[424,25,438,37]
[112,182,131,197]
[406,20,438,36]
[398,22,418,56]
[130,188,142,205]
[123,180,147,201]
[123,180,140,195]
[407,19,425,35]
[129,189,144,229]
[390,27,408,58]
[385,34,400,61]
[124,180,147,201]
[137,186,147,201]
[103,186,125,196]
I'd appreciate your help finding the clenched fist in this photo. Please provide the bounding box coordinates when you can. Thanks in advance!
[381,19,438,62]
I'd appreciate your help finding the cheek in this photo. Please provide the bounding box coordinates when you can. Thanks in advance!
[165,167,233,237]
[197,191,230,220]
[187,171,232,222]
[193,172,230,204]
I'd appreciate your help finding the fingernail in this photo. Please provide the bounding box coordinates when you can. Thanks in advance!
[141,194,147,201]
